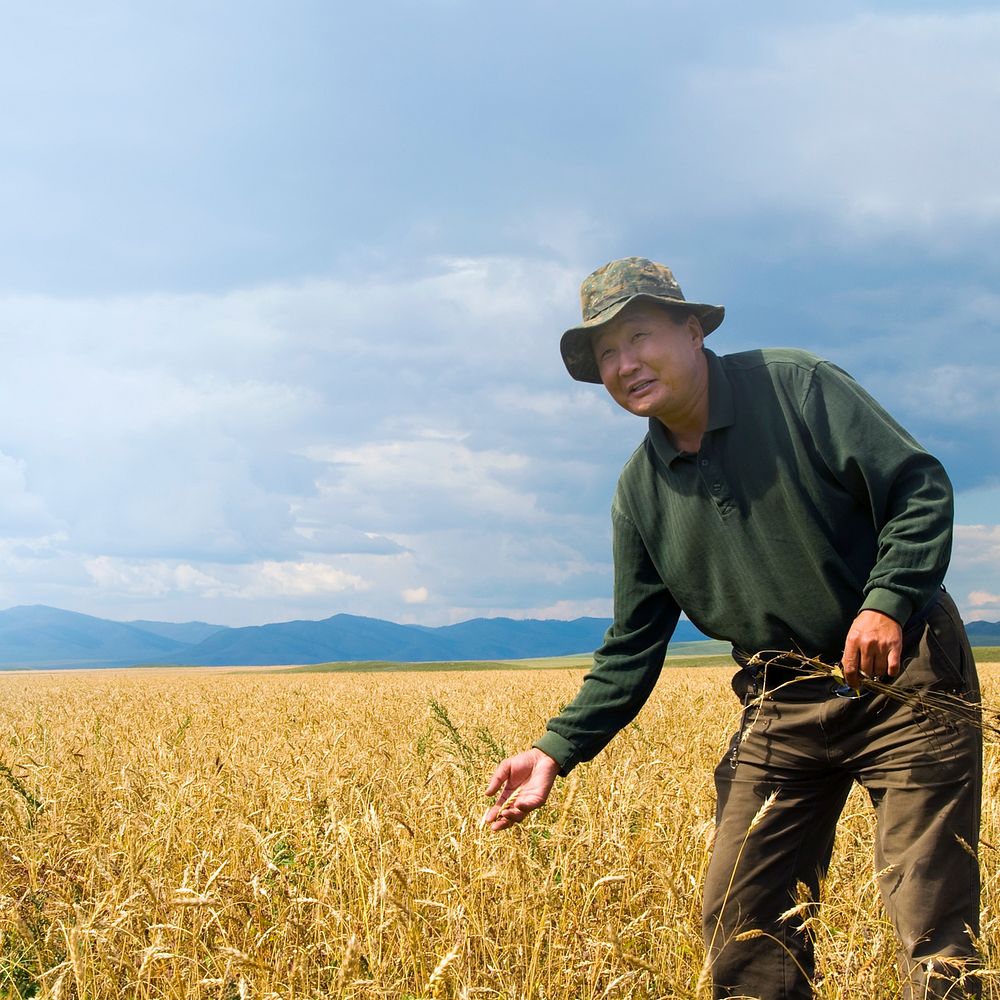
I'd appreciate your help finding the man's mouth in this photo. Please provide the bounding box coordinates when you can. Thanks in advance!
[628,379,655,394]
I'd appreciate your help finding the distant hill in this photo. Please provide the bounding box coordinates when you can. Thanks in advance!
[1,605,995,670]
[146,615,710,667]
[966,620,1000,646]
[152,614,468,666]
[0,605,192,668]
[0,605,706,669]
[128,619,230,644]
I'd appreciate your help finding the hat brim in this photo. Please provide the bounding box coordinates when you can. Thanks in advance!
[560,293,725,384]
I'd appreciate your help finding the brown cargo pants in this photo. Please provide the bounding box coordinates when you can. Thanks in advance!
[704,591,982,999]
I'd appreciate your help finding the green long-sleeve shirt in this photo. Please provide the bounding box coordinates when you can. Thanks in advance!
[535,348,954,773]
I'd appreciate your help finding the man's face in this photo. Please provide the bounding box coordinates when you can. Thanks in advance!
[591,304,707,423]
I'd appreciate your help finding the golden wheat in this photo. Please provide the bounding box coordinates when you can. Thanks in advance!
[0,664,996,999]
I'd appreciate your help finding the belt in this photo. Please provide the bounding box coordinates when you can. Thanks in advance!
[730,590,943,702]
[732,650,842,700]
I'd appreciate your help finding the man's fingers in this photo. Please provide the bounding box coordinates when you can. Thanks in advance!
[852,638,894,679]
[481,802,507,828]
[842,610,904,686]
[841,640,861,687]
[483,782,534,830]
[482,800,526,831]
[885,643,902,677]
[483,761,523,830]
[860,637,884,676]
[490,797,534,830]
[484,763,510,797]
[484,749,559,833]
[481,784,513,827]
[842,649,872,687]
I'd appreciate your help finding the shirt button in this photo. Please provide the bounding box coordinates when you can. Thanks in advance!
[700,459,709,466]
[712,483,722,492]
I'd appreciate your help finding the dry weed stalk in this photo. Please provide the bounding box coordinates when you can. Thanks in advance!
[747,649,1000,739]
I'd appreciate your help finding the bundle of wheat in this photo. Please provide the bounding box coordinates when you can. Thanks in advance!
[745,649,1000,740]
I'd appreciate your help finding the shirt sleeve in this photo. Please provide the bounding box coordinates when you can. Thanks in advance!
[802,360,954,626]
[533,500,680,773]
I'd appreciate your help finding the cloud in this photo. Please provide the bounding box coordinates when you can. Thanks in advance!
[0,259,573,557]
[673,12,1000,239]
[248,562,369,599]
[360,527,611,622]
[85,557,222,598]
[85,556,369,601]
[2,5,998,627]
[964,591,1000,620]
[953,525,1000,567]
[968,591,1000,607]
[0,452,59,536]
[3,247,996,626]
[0,258,623,622]
[891,366,1000,426]
[947,526,1000,621]
[306,436,538,531]
[3,246,998,627]
[508,597,613,621]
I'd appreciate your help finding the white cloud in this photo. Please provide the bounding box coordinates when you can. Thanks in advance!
[306,436,539,530]
[2,250,995,628]
[505,598,613,621]
[248,561,369,598]
[2,5,997,634]
[0,257,622,623]
[0,452,58,536]
[947,526,1000,621]
[965,591,1000,620]
[85,556,220,598]
[0,257,578,550]
[969,591,1000,607]
[357,527,611,620]
[953,525,1000,567]
[676,12,1000,237]
[901,367,1000,424]
[85,555,368,601]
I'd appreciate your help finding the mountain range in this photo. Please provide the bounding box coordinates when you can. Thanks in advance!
[0,604,700,669]
[0,605,996,671]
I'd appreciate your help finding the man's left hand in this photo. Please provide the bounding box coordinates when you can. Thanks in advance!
[841,609,903,688]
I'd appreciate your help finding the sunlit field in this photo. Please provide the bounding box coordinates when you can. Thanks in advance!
[1,662,998,999]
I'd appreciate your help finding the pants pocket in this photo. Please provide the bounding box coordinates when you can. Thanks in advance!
[899,592,978,698]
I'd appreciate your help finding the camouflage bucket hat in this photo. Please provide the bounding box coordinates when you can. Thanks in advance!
[560,257,725,383]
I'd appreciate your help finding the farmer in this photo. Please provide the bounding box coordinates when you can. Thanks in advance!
[484,257,981,999]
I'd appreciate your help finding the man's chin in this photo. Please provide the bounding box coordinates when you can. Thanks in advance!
[622,396,663,420]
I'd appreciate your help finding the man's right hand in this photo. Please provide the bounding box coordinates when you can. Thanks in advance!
[483,748,559,832]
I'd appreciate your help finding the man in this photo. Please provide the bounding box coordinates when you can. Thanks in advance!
[484,257,981,999]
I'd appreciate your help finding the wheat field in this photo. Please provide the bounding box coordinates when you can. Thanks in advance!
[0,664,997,999]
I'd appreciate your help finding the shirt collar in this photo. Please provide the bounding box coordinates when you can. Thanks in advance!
[647,349,735,466]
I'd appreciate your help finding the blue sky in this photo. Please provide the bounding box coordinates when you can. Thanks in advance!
[1,2,998,627]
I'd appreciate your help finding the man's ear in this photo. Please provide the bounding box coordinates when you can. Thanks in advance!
[687,314,705,346]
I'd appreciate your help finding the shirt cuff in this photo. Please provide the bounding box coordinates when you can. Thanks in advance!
[860,587,913,626]
[531,731,578,775]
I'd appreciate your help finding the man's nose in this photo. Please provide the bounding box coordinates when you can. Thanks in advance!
[617,347,640,375]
